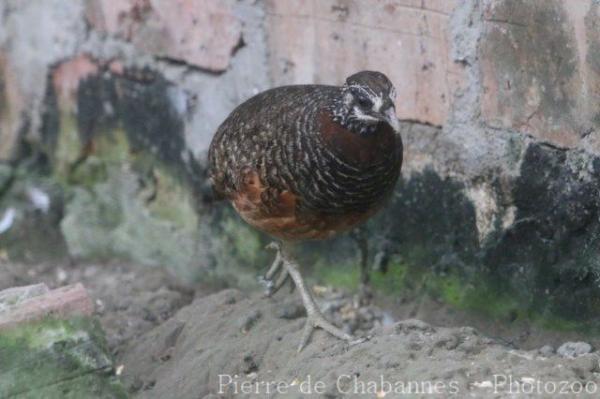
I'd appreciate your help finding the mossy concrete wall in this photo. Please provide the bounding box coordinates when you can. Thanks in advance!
[0,0,600,329]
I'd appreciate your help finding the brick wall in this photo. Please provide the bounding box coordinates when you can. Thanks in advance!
[1,0,599,321]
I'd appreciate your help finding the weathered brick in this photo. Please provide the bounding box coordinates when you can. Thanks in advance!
[52,54,100,111]
[0,283,50,312]
[480,0,600,150]
[86,0,242,72]
[265,0,462,127]
[0,283,94,330]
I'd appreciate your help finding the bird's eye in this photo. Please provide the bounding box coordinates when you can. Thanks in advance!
[357,96,373,108]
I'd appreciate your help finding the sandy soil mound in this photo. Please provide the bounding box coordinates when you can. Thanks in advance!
[121,289,600,399]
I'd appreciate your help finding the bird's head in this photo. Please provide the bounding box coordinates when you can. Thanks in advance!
[339,70,400,135]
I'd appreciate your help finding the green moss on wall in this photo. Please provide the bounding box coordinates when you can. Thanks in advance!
[61,163,201,279]
[50,120,203,279]
[316,242,600,336]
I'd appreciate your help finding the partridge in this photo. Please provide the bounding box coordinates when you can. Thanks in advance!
[208,71,403,351]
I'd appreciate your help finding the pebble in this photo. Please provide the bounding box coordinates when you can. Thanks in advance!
[237,310,262,333]
[276,302,305,319]
[557,342,592,358]
[394,319,435,334]
[538,345,554,357]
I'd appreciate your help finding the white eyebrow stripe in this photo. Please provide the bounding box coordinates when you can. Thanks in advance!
[349,85,375,98]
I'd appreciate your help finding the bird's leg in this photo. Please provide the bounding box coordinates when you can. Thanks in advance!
[280,242,353,352]
[267,267,291,297]
[264,242,283,280]
[260,242,291,297]
[350,227,373,306]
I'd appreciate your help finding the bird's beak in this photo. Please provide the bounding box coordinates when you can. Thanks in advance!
[383,106,400,133]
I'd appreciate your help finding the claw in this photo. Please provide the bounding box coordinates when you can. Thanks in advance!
[298,312,353,352]
[260,241,286,297]
[349,335,371,347]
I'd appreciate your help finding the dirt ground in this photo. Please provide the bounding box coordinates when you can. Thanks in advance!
[2,260,600,398]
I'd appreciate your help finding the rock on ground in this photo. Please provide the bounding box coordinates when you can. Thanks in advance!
[121,289,600,399]
[558,342,594,359]
[0,282,93,330]
[0,317,127,398]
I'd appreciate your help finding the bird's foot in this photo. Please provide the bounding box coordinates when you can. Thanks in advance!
[298,307,353,352]
[259,241,291,297]
[278,243,355,351]
[349,334,372,347]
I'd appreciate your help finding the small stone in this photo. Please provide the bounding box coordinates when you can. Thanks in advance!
[538,345,554,357]
[242,353,259,374]
[237,309,261,333]
[0,283,93,330]
[276,302,305,320]
[458,339,483,355]
[434,331,460,350]
[459,326,479,336]
[557,342,592,358]
[394,319,435,334]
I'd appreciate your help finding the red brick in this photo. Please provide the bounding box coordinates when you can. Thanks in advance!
[0,284,50,310]
[0,283,94,330]
[86,0,242,72]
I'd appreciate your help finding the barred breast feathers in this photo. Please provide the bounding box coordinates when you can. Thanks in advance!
[208,85,402,216]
